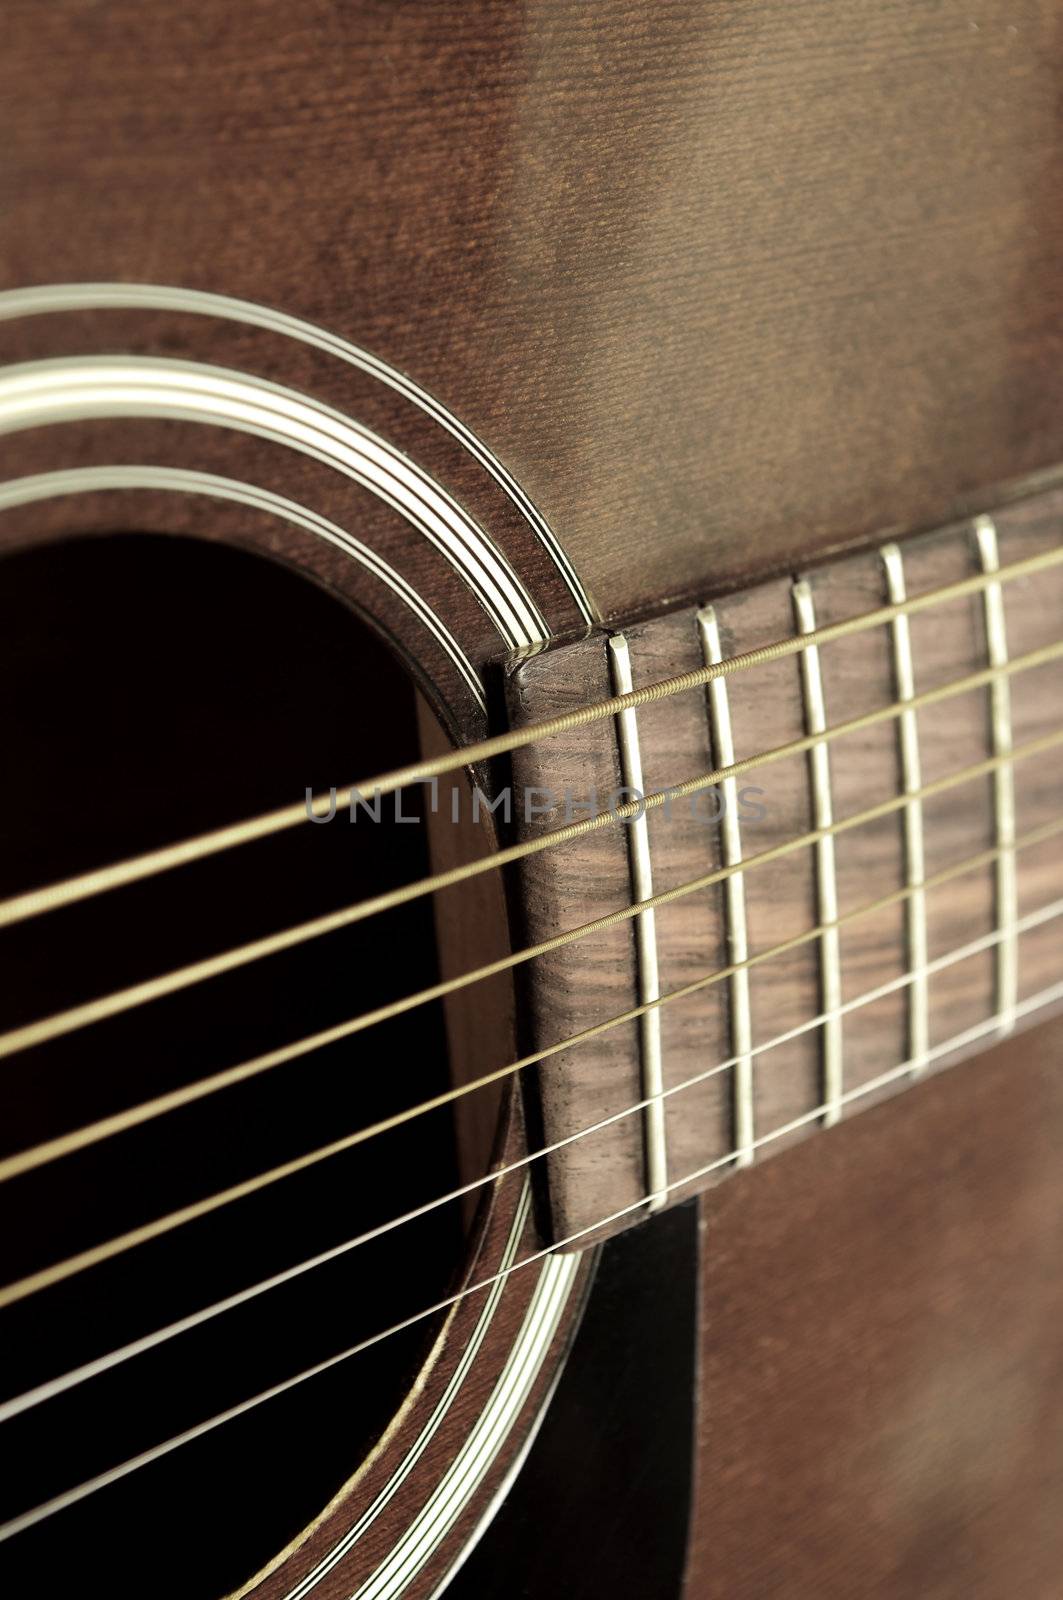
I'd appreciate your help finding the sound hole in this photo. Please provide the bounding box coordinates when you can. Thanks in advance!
[0,533,468,1597]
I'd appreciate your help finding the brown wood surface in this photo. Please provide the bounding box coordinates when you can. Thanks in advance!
[687,1012,1063,1600]
[0,528,591,1600]
[506,492,1063,1245]
[506,635,647,1243]
[5,1,1063,634]
[3,5,1063,1594]
[244,1103,592,1600]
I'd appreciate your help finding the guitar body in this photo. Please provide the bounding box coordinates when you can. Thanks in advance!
[2,4,1063,1596]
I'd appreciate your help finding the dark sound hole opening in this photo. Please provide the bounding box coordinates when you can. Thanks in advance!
[0,532,470,1598]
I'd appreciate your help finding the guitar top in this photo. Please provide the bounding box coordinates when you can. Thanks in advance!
[1,5,1062,1598]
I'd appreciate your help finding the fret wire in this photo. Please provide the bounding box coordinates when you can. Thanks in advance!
[974,517,1019,1034]
[881,543,930,1074]
[793,580,843,1125]
[698,605,754,1166]
[3,812,1061,1315]
[5,724,1063,1190]
[5,636,1063,1069]
[5,968,1063,1550]
[3,539,1063,933]
[10,888,1062,1433]
[608,633,668,1209]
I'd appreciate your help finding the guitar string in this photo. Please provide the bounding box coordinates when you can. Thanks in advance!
[5,889,1062,1428]
[4,723,1063,1185]
[2,541,1061,1530]
[2,538,1062,931]
[3,811,1061,1312]
[3,973,1062,1547]
[4,638,1063,1066]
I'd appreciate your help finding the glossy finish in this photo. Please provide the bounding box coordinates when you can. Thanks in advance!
[505,493,1063,1245]
[5,3,1063,628]
[448,1204,699,1600]
[4,5,1063,1595]
[688,1015,1063,1600]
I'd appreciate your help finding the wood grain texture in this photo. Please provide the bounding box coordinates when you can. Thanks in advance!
[244,1105,591,1600]
[505,635,647,1243]
[686,1013,1063,1600]
[5,2,1063,630]
[506,492,1063,1245]
[3,6,1063,1591]
[0,532,589,1600]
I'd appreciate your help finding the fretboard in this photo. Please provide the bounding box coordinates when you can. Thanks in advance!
[506,491,1063,1246]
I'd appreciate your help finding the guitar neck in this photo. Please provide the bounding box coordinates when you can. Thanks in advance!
[504,489,1063,1246]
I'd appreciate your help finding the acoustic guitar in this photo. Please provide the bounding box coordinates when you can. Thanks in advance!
[2,5,1062,1597]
